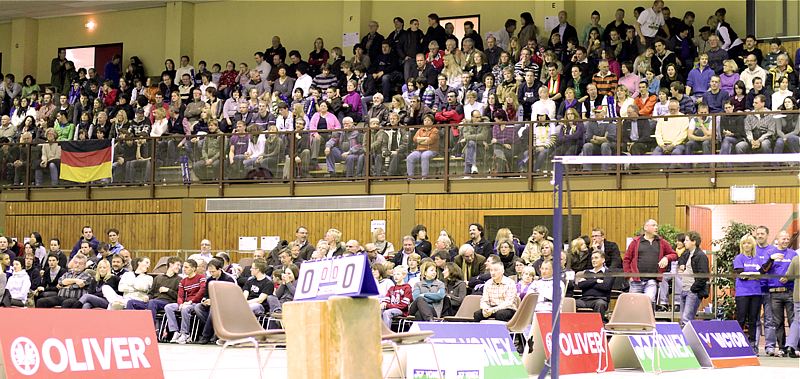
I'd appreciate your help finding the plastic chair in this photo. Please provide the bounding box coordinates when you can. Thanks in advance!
[597,293,660,373]
[150,256,170,274]
[208,281,286,379]
[561,297,577,313]
[502,293,539,353]
[442,294,482,322]
[380,320,443,379]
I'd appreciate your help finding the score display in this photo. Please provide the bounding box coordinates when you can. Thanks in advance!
[294,254,379,301]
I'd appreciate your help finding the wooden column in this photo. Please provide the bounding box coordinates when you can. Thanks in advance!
[284,296,381,379]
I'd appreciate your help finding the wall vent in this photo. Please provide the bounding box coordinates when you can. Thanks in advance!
[205,196,386,213]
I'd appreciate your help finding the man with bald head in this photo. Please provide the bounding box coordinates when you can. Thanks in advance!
[188,239,213,264]
[765,230,797,356]
[624,219,678,305]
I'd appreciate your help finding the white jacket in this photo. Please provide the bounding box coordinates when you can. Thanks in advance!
[6,271,31,302]
[117,272,153,302]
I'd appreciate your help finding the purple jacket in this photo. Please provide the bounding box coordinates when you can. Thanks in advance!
[343,91,363,115]
[492,125,517,144]
[557,122,585,151]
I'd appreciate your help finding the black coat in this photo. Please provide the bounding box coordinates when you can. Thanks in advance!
[678,248,710,298]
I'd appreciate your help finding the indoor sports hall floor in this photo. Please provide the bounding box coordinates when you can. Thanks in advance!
[158,343,800,378]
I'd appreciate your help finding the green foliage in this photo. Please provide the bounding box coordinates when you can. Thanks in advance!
[712,221,756,320]
[631,224,683,247]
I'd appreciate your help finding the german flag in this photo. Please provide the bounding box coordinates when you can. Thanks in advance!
[59,140,113,183]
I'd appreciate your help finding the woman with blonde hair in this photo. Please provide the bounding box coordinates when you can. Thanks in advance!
[568,237,591,272]
[443,54,464,89]
[522,225,551,264]
[372,227,396,258]
[734,234,774,354]
[493,228,524,255]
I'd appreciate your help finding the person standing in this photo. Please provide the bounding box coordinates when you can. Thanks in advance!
[734,234,774,355]
[51,49,68,94]
[766,230,797,357]
[623,219,678,306]
[677,232,709,326]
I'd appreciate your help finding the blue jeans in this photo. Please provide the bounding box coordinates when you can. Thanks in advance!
[774,135,800,154]
[756,293,776,351]
[194,303,215,339]
[658,262,682,306]
[629,279,659,303]
[406,150,437,177]
[786,301,800,349]
[164,302,197,334]
[680,291,702,326]
[128,298,171,329]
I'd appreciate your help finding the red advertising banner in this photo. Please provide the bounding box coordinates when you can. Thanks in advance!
[534,312,612,375]
[0,309,163,379]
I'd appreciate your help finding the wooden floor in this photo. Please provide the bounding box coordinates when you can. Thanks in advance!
[158,343,799,378]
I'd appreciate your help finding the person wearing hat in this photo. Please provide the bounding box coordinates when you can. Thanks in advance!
[694,26,712,56]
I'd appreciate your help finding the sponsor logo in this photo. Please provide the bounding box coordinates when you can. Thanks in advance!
[544,332,606,356]
[9,337,153,375]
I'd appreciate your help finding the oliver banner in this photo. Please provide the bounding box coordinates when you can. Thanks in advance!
[409,322,527,379]
[528,312,611,375]
[683,320,760,368]
[0,308,163,379]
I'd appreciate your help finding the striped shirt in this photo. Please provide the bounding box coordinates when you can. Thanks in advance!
[177,274,207,304]
[57,269,94,299]
[592,72,618,97]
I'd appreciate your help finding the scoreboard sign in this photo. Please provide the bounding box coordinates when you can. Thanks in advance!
[294,254,379,300]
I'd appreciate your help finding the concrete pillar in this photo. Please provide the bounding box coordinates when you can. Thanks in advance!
[9,18,38,79]
[164,1,194,62]
[658,189,676,227]
[180,198,194,251]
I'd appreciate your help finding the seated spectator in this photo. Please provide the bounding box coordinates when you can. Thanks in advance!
[406,114,439,178]
[720,60,740,96]
[23,250,42,292]
[730,80,747,112]
[36,253,92,308]
[242,258,275,316]
[6,258,31,307]
[491,110,516,173]
[194,257,236,344]
[325,117,364,177]
[454,244,486,284]
[568,237,592,273]
[274,264,299,310]
[580,106,616,171]
[380,265,413,327]
[530,260,563,313]
[35,128,61,186]
[441,263,466,316]
[103,257,152,310]
[554,108,584,157]
[496,240,518,277]
[372,227,396,258]
[771,77,794,111]
[653,99,689,159]
[686,54,714,98]
[740,95,776,154]
[702,76,730,113]
[474,261,518,321]
[128,257,181,330]
[686,103,713,156]
[775,97,800,154]
[718,100,747,156]
[529,112,557,173]
[372,262,393,298]
[653,88,670,116]
[670,82,696,115]
[517,266,536,299]
[575,252,614,321]
[409,261,445,321]
[76,258,120,309]
[623,104,657,156]
[532,240,555,277]
[165,259,207,344]
[746,77,772,110]
[33,253,64,301]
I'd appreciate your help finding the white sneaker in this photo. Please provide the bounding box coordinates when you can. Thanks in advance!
[177,333,189,344]
[470,165,478,174]
[170,332,182,343]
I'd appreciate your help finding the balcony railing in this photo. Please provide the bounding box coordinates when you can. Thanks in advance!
[1,110,797,195]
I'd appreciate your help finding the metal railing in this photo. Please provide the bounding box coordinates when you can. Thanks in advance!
[1,109,797,196]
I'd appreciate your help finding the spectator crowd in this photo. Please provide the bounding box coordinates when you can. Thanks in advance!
[0,219,796,358]
[1,2,800,186]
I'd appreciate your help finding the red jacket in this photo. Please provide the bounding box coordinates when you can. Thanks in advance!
[623,235,677,281]
[382,284,413,316]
